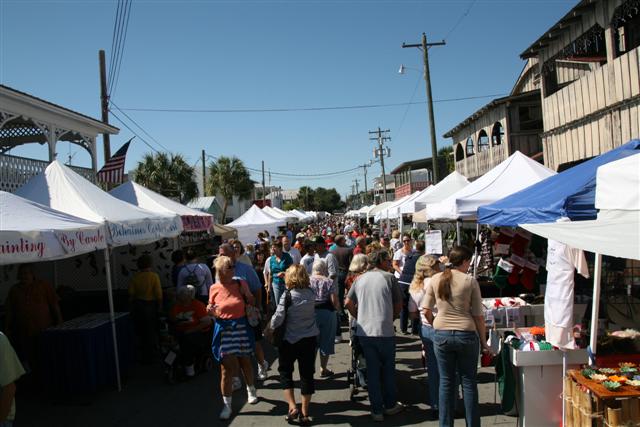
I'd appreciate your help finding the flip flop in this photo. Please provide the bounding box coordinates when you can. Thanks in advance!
[299,414,313,426]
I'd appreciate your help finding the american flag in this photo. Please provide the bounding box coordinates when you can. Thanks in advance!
[97,139,132,184]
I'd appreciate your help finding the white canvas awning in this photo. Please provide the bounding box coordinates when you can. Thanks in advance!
[110,181,213,232]
[15,161,183,246]
[522,153,640,260]
[0,191,107,265]
[229,204,286,244]
[426,152,555,221]
[263,206,298,222]
[375,195,412,222]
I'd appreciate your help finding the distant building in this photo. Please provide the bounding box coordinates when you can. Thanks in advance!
[265,188,299,209]
[187,196,223,223]
[372,174,395,203]
[389,156,449,198]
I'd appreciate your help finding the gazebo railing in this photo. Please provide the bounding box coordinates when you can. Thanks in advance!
[0,154,94,193]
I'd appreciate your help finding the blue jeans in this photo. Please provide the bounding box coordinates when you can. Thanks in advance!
[358,336,397,414]
[272,283,285,308]
[420,325,440,409]
[399,282,419,334]
[433,330,480,427]
[0,421,14,427]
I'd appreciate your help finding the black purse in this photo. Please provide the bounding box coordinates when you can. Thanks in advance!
[267,290,292,348]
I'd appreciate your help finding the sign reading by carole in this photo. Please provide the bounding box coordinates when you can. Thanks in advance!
[55,228,107,254]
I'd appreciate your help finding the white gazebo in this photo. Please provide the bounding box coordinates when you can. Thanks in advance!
[0,84,119,192]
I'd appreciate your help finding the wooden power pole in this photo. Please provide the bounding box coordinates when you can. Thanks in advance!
[99,50,111,162]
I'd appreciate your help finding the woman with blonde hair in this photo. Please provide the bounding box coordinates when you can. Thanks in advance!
[209,255,258,420]
[408,255,441,417]
[270,264,319,425]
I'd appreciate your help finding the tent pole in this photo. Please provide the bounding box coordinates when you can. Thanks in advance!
[456,220,462,246]
[473,223,480,278]
[104,247,122,391]
[589,253,602,366]
[562,350,567,426]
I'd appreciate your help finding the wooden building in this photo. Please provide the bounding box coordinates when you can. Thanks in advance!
[521,0,640,170]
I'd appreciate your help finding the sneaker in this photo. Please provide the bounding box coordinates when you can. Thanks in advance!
[257,361,268,381]
[371,413,384,422]
[384,402,405,416]
[219,404,232,420]
[334,336,342,344]
[232,377,242,392]
[247,386,258,404]
[184,364,195,377]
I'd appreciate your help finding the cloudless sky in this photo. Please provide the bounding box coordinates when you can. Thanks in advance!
[1,0,576,199]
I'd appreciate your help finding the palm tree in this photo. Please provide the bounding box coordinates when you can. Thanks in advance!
[132,152,198,203]
[206,156,253,222]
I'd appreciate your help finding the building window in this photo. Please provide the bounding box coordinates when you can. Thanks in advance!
[466,136,475,157]
[542,24,606,97]
[519,105,543,131]
[455,143,465,161]
[477,130,489,152]
[613,1,640,56]
[491,122,504,146]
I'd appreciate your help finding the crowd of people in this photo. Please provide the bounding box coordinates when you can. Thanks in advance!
[0,217,492,427]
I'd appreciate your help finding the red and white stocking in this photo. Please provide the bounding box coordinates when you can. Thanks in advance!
[508,254,526,286]
[510,228,532,257]
[521,261,539,291]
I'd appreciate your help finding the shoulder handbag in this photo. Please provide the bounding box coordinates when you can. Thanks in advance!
[266,290,291,348]
[235,279,261,327]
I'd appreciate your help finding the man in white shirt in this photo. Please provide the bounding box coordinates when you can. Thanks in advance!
[300,240,316,275]
[282,235,301,264]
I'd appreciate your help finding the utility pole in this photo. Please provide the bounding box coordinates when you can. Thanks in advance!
[201,149,206,196]
[361,164,369,205]
[353,178,360,208]
[402,33,445,183]
[261,161,266,206]
[369,127,391,202]
[99,50,111,162]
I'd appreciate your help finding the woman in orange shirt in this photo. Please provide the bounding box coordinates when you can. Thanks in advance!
[209,255,258,420]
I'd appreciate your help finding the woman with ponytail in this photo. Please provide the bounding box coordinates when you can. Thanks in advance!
[422,246,490,427]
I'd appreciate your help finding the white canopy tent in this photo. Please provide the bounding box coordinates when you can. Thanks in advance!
[522,153,640,363]
[426,151,556,221]
[396,189,431,216]
[357,205,373,218]
[110,181,214,232]
[263,206,298,223]
[374,194,412,222]
[229,204,286,244]
[410,171,470,219]
[367,201,393,221]
[15,161,183,391]
[291,209,314,222]
[0,191,107,265]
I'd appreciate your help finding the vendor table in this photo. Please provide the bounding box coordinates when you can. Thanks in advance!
[40,312,133,395]
[567,370,640,426]
[510,347,588,427]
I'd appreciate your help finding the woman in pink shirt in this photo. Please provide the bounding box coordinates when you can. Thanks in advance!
[209,255,258,420]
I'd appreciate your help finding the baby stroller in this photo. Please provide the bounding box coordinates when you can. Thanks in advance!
[346,319,367,400]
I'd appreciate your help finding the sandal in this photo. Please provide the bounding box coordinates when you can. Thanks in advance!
[285,408,299,424]
[299,414,313,426]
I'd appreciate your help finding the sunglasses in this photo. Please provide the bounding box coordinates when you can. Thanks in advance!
[403,239,412,243]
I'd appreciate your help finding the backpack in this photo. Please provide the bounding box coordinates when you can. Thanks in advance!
[184,265,204,291]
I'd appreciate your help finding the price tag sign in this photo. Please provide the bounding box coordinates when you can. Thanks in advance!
[425,230,443,255]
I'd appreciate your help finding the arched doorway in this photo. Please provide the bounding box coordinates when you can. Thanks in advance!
[477,130,489,152]
[466,136,475,157]
[491,122,504,146]
[455,143,465,162]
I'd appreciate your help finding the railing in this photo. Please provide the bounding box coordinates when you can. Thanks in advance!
[455,143,507,180]
[0,154,94,193]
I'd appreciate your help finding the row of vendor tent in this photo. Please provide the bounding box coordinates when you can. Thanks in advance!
[228,205,317,244]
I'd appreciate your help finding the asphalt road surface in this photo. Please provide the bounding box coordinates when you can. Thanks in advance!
[17,323,517,427]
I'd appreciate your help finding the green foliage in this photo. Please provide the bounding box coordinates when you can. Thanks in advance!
[132,152,198,203]
[438,146,455,174]
[206,156,253,222]
[296,186,344,213]
[283,200,300,211]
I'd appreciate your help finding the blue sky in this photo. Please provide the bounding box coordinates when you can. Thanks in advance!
[1,0,575,199]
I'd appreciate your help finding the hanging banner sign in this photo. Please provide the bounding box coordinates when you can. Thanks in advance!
[107,217,182,246]
[181,215,213,232]
[425,230,443,255]
[55,228,107,254]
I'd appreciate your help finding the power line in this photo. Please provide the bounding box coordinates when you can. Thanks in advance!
[108,109,159,154]
[108,0,132,98]
[442,0,477,42]
[116,93,507,113]
[111,0,132,98]
[206,154,360,178]
[395,73,422,139]
[109,100,172,152]
[107,0,123,87]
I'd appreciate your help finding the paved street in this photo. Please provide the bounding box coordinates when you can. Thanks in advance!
[17,322,516,427]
